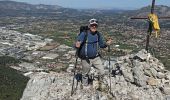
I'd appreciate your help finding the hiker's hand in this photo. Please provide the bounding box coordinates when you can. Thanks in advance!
[75,41,81,48]
[106,38,112,45]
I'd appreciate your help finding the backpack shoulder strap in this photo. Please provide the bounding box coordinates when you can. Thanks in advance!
[84,31,88,43]
[80,31,88,48]
[96,31,100,42]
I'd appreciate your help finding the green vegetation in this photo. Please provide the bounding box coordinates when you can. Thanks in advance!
[0,65,29,100]
[51,32,77,46]
[158,56,170,70]
[117,43,137,50]
[0,56,29,100]
[0,56,20,66]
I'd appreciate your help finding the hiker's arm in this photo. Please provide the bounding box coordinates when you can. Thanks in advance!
[98,33,107,48]
[75,32,85,48]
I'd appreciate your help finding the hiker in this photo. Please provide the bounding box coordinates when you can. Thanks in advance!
[75,18,112,89]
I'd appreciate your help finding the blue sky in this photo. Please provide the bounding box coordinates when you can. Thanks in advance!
[11,0,170,9]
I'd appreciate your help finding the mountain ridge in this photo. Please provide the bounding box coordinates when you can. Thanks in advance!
[0,0,62,11]
[0,1,170,17]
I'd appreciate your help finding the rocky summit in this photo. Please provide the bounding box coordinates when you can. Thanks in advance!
[21,50,170,100]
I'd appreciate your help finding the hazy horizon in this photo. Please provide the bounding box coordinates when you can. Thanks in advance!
[4,0,170,10]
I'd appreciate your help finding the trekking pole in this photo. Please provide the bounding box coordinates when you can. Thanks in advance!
[108,45,112,93]
[71,50,78,96]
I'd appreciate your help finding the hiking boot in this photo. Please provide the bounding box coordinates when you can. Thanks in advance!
[82,75,89,86]
[75,73,82,82]
[88,74,94,85]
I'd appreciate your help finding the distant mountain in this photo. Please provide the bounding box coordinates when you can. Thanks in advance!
[0,0,63,16]
[0,1,62,11]
[0,1,169,17]
[131,5,170,17]
[0,0,124,18]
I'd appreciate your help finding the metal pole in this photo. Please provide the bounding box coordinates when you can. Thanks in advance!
[146,20,153,52]
[108,45,112,92]
[71,51,78,96]
[145,32,150,52]
[146,0,155,52]
[151,0,155,14]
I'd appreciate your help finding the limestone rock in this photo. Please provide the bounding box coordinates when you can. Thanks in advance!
[122,68,134,82]
[134,49,149,61]
[147,78,159,86]
[157,72,165,79]
[144,69,152,77]
[161,85,170,95]
[165,95,170,100]
[21,50,170,100]
[165,72,170,80]
[133,65,147,86]
[150,67,157,78]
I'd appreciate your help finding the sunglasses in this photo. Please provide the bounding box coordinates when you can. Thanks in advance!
[90,24,98,28]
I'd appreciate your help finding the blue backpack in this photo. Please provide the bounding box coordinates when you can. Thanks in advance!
[77,26,100,59]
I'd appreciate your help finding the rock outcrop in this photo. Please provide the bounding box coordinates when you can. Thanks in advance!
[21,50,170,100]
